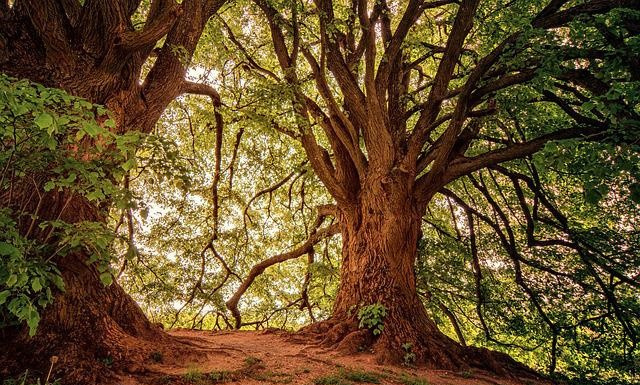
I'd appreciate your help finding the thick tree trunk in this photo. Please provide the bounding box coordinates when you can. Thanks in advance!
[0,189,165,384]
[303,174,530,375]
[0,2,222,380]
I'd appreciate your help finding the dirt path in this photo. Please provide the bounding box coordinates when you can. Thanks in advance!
[118,329,548,385]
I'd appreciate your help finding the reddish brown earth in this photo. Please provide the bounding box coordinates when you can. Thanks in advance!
[108,329,551,385]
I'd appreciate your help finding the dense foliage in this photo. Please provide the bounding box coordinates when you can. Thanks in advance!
[1,0,639,383]
[0,75,183,335]
[117,0,640,380]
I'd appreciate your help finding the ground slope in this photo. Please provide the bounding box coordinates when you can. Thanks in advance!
[113,329,548,385]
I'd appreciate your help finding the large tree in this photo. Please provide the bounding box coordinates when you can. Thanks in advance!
[218,0,640,369]
[0,1,224,383]
[2,0,639,382]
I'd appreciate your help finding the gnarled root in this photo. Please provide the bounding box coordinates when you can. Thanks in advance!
[299,315,537,380]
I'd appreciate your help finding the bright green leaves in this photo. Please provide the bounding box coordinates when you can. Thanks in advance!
[357,303,387,336]
[31,278,43,292]
[0,290,10,305]
[0,74,145,337]
[99,272,114,286]
[0,211,64,337]
[5,274,18,287]
[81,120,102,137]
[0,242,21,258]
[34,112,54,129]
[1,74,193,337]
[121,157,137,171]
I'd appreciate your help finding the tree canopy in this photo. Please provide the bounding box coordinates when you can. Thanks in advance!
[1,0,640,384]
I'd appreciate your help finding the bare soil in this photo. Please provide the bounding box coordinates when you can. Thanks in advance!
[113,329,551,385]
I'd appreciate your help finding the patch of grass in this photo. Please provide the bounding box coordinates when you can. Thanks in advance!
[155,367,241,385]
[207,370,234,383]
[313,368,382,385]
[339,368,381,383]
[243,356,262,366]
[2,371,61,385]
[313,375,350,385]
[183,367,205,383]
[250,370,293,383]
[399,374,430,385]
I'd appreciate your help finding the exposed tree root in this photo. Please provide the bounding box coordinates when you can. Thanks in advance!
[299,316,538,380]
[0,257,176,385]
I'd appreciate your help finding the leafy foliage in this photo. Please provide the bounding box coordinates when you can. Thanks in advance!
[2,0,640,383]
[357,304,387,336]
[0,74,181,335]
[114,1,639,382]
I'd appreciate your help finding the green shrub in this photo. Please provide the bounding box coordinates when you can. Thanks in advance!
[357,304,387,336]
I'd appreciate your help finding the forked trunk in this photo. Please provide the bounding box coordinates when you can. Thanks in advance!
[304,174,530,375]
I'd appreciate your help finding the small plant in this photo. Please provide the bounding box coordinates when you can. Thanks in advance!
[399,374,430,385]
[458,370,473,379]
[313,375,349,385]
[401,342,416,366]
[243,356,262,366]
[100,356,113,368]
[208,370,233,382]
[150,351,163,363]
[183,367,204,383]
[249,370,293,383]
[339,368,381,383]
[357,303,387,336]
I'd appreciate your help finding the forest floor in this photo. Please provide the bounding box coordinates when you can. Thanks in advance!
[117,329,551,385]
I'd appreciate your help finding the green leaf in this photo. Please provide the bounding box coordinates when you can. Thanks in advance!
[83,121,100,137]
[99,272,113,286]
[51,275,65,291]
[5,274,18,287]
[31,278,43,292]
[26,309,40,336]
[121,158,137,171]
[0,242,20,257]
[0,290,10,305]
[104,119,116,128]
[34,112,54,129]
[43,180,56,192]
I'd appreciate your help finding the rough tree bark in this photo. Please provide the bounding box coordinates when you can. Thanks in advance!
[251,0,638,373]
[0,1,224,383]
[303,172,527,374]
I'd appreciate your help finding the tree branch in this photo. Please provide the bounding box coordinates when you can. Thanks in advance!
[226,219,339,328]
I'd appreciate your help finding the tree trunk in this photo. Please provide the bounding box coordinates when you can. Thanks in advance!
[0,188,165,384]
[303,173,530,375]
[0,2,222,381]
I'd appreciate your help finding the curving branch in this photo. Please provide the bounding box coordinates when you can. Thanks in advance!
[226,212,339,328]
[117,2,183,51]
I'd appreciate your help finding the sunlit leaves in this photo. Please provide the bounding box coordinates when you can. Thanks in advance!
[0,75,158,335]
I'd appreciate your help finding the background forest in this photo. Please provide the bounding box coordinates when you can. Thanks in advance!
[1,0,639,384]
